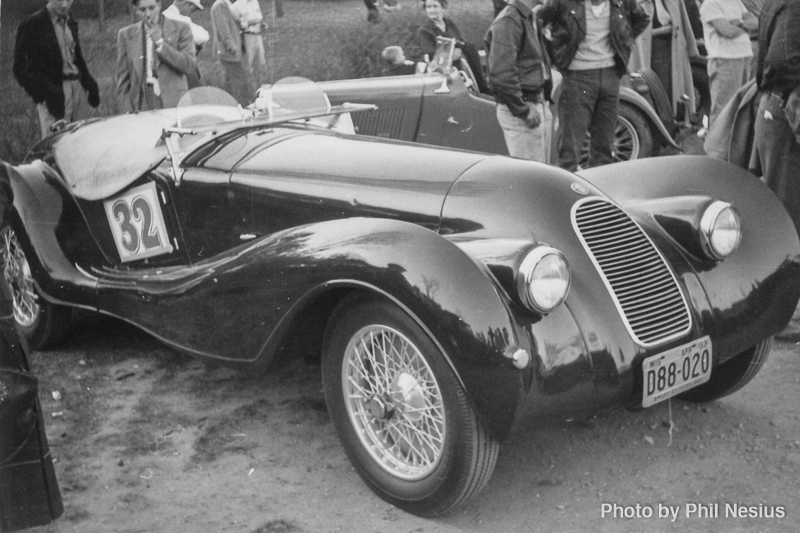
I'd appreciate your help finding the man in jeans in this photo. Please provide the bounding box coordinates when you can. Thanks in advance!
[539,0,649,170]
[701,0,758,128]
[485,0,553,162]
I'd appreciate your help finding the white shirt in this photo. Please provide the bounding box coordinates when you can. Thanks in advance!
[231,0,265,32]
[163,4,210,47]
[700,0,752,59]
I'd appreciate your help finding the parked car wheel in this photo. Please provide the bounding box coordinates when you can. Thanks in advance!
[677,337,773,403]
[579,102,654,167]
[322,295,499,516]
[615,102,654,162]
[1,226,71,349]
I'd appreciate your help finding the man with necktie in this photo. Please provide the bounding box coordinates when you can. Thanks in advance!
[116,0,197,113]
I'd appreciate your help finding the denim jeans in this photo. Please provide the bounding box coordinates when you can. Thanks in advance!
[496,102,553,163]
[557,67,620,171]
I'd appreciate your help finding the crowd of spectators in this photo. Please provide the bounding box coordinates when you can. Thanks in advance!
[11,0,800,233]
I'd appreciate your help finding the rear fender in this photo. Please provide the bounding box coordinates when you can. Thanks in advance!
[619,87,680,150]
[4,161,97,308]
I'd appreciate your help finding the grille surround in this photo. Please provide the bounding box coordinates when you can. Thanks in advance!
[571,197,692,346]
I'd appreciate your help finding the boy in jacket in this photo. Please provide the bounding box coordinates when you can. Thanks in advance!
[485,0,554,162]
[539,0,649,170]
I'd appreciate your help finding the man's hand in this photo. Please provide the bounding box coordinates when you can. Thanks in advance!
[144,17,163,44]
[524,101,541,128]
[742,11,758,32]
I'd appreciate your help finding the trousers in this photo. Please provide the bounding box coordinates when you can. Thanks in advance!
[35,79,90,138]
[496,102,553,163]
[755,93,800,236]
[557,67,619,171]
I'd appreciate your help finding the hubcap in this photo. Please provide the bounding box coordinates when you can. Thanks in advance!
[342,325,446,480]
[2,230,40,327]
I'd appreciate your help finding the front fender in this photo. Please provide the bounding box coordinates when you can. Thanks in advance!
[579,156,800,358]
[95,218,530,441]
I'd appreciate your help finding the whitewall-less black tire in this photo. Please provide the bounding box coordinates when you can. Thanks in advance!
[322,295,499,517]
[678,337,773,403]
[1,226,71,349]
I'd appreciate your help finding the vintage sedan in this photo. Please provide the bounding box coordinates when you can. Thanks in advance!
[2,79,799,517]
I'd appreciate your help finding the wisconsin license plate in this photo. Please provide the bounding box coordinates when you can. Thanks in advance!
[642,336,712,408]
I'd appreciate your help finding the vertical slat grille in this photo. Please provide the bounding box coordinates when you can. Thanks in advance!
[352,107,405,139]
[573,198,691,345]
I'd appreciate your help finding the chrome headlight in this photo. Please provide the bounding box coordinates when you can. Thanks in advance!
[516,246,571,314]
[700,201,741,260]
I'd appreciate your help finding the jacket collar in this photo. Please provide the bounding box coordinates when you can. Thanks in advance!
[508,0,534,18]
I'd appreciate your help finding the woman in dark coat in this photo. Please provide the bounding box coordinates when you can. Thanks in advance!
[417,0,491,93]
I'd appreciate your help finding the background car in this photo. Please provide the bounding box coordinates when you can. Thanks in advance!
[319,38,682,164]
[2,79,798,517]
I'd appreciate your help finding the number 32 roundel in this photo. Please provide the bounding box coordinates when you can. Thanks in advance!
[104,182,174,263]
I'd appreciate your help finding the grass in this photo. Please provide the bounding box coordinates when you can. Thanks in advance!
[0,0,495,163]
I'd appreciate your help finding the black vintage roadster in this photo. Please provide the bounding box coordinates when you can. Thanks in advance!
[2,79,798,517]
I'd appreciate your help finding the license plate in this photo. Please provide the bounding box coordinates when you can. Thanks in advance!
[642,336,712,408]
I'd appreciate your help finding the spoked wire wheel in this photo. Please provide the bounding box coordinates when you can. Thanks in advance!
[342,325,446,480]
[2,227,39,327]
[613,115,640,163]
[323,296,499,516]
[0,225,71,349]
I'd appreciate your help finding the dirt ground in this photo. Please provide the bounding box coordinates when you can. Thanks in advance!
[17,306,800,533]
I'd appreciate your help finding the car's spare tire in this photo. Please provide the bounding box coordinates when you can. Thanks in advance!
[322,294,499,517]
[1,225,71,349]
[637,67,677,136]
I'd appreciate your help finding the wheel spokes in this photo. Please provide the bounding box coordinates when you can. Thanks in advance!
[343,325,446,480]
[1,230,39,327]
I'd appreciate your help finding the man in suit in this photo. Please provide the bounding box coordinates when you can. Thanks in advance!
[116,0,197,113]
[163,0,210,88]
[211,0,251,105]
[13,0,100,139]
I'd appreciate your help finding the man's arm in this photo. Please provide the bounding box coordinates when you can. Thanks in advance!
[157,20,197,76]
[709,17,747,39]
[741,11,758,32]
[627,0,651,39]
[114,29,134,114]
[12,21,53,104]
[487,16,529,118]
[212,4,240,53]
[71,20,100,107]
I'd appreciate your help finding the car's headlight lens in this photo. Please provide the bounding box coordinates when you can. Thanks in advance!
[516,246,570,313]
[700,201,742,260]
